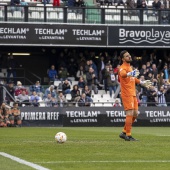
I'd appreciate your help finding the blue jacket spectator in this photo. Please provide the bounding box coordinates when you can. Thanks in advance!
[44,85,57,99]
[48,65,58,82]
[89,60,98,78]
[30,81,44,98]
[30,91,40,107]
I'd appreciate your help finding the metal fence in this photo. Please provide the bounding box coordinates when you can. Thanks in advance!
[0,5,170,25]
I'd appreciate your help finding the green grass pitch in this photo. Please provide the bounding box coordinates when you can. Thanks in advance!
[0,127,170,170]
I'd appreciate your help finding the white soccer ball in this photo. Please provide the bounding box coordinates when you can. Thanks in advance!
[55,132,67,143]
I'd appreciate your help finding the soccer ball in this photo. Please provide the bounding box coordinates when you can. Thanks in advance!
[55,132,67,143]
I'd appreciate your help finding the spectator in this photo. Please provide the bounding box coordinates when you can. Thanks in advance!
[6,55,21,84]
[76,66,84,81]
[58,67,69,81]
[151,64,158,79]
[139,76,148,106]
[43,0,50,5]
[6,81,15,104]
[68,0,75,7]
[105,68,118,98]
[157,72,164,88]
[14,81,28,96]
[74,0,85,7]
[62,79,71,95]
[78,76,86,90]
[82,85,93,102]
[48,65,58,83]
[101,64,110,93]
[78,93,92,107]
[152,0,161,16]
[71,85,81,102]
[137,0,147,9]
[97,55,106,84]
[0,102,11,127]
[17,90,30,106]
[29,81,44,98]
[44,93,58,107]
[89,60,98,78]
[146,61,152,72]
[136,0,148,16]
[146,86,157,106]
[113,99,121,107]
[57,92,67,107]
[10,0,23,15]
[157,86,167,106]
[116,0,126,8]
[84,60,91,74]
[44,85,57,99]
[146,72,153,81]
[139,64,148,77]
[141,50,150,65]
[165,87,170,106]
[126,0,136,18]
[30,91,40,107]
[20,0,28,5]
[162,64,170,81]
[86,67,98,94]
[160,4,170,24]
[53,0,60,6]
[9,102,22,127]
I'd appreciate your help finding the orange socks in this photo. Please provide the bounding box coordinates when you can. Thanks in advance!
[122,115,133,136]
[132,116,137,123]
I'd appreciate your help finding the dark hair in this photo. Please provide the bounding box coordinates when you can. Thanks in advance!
[120,50,128,59]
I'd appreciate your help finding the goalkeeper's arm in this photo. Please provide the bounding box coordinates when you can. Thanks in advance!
[119,69,140,78]
[127,69,140,77]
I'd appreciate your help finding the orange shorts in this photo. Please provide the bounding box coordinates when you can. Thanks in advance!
[121,96,138,111]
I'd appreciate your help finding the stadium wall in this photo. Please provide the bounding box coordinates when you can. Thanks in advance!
[20,107,170,127]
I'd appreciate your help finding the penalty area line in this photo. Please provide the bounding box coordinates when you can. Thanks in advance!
[0,152,50,170]
[36,160,170,164]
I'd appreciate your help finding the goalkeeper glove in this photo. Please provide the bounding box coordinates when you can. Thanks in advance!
[127,69,140,77]
[141,80,152,88]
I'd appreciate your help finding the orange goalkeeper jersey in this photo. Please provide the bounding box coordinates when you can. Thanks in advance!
[118,62,140,97]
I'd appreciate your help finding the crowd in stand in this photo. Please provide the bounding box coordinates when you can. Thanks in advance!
[1,48,170,127]
[46,48,170,107]
[1,49,170,108]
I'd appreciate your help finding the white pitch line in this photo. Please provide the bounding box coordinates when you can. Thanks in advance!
[0,152,50,170]
[36,160,170,164]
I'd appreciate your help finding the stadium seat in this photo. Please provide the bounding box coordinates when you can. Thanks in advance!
[54,81,61,87]
[66,94,72,101]
[0,73,4,77]
[58,12,63,19]
[92,94,102,99]
[98,90,105,95]
[67,77,75,81]
[103,103,113,107]
[94,102,103,107]
[105,15,113,21]
[49,12,58,19]
[68,13,77,19]
[30,11,40,18]
[71,81,78,86]
[103,93,111,99]
[13,11,22,18]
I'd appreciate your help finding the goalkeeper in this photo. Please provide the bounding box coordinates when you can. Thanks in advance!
[118,50,151,141]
